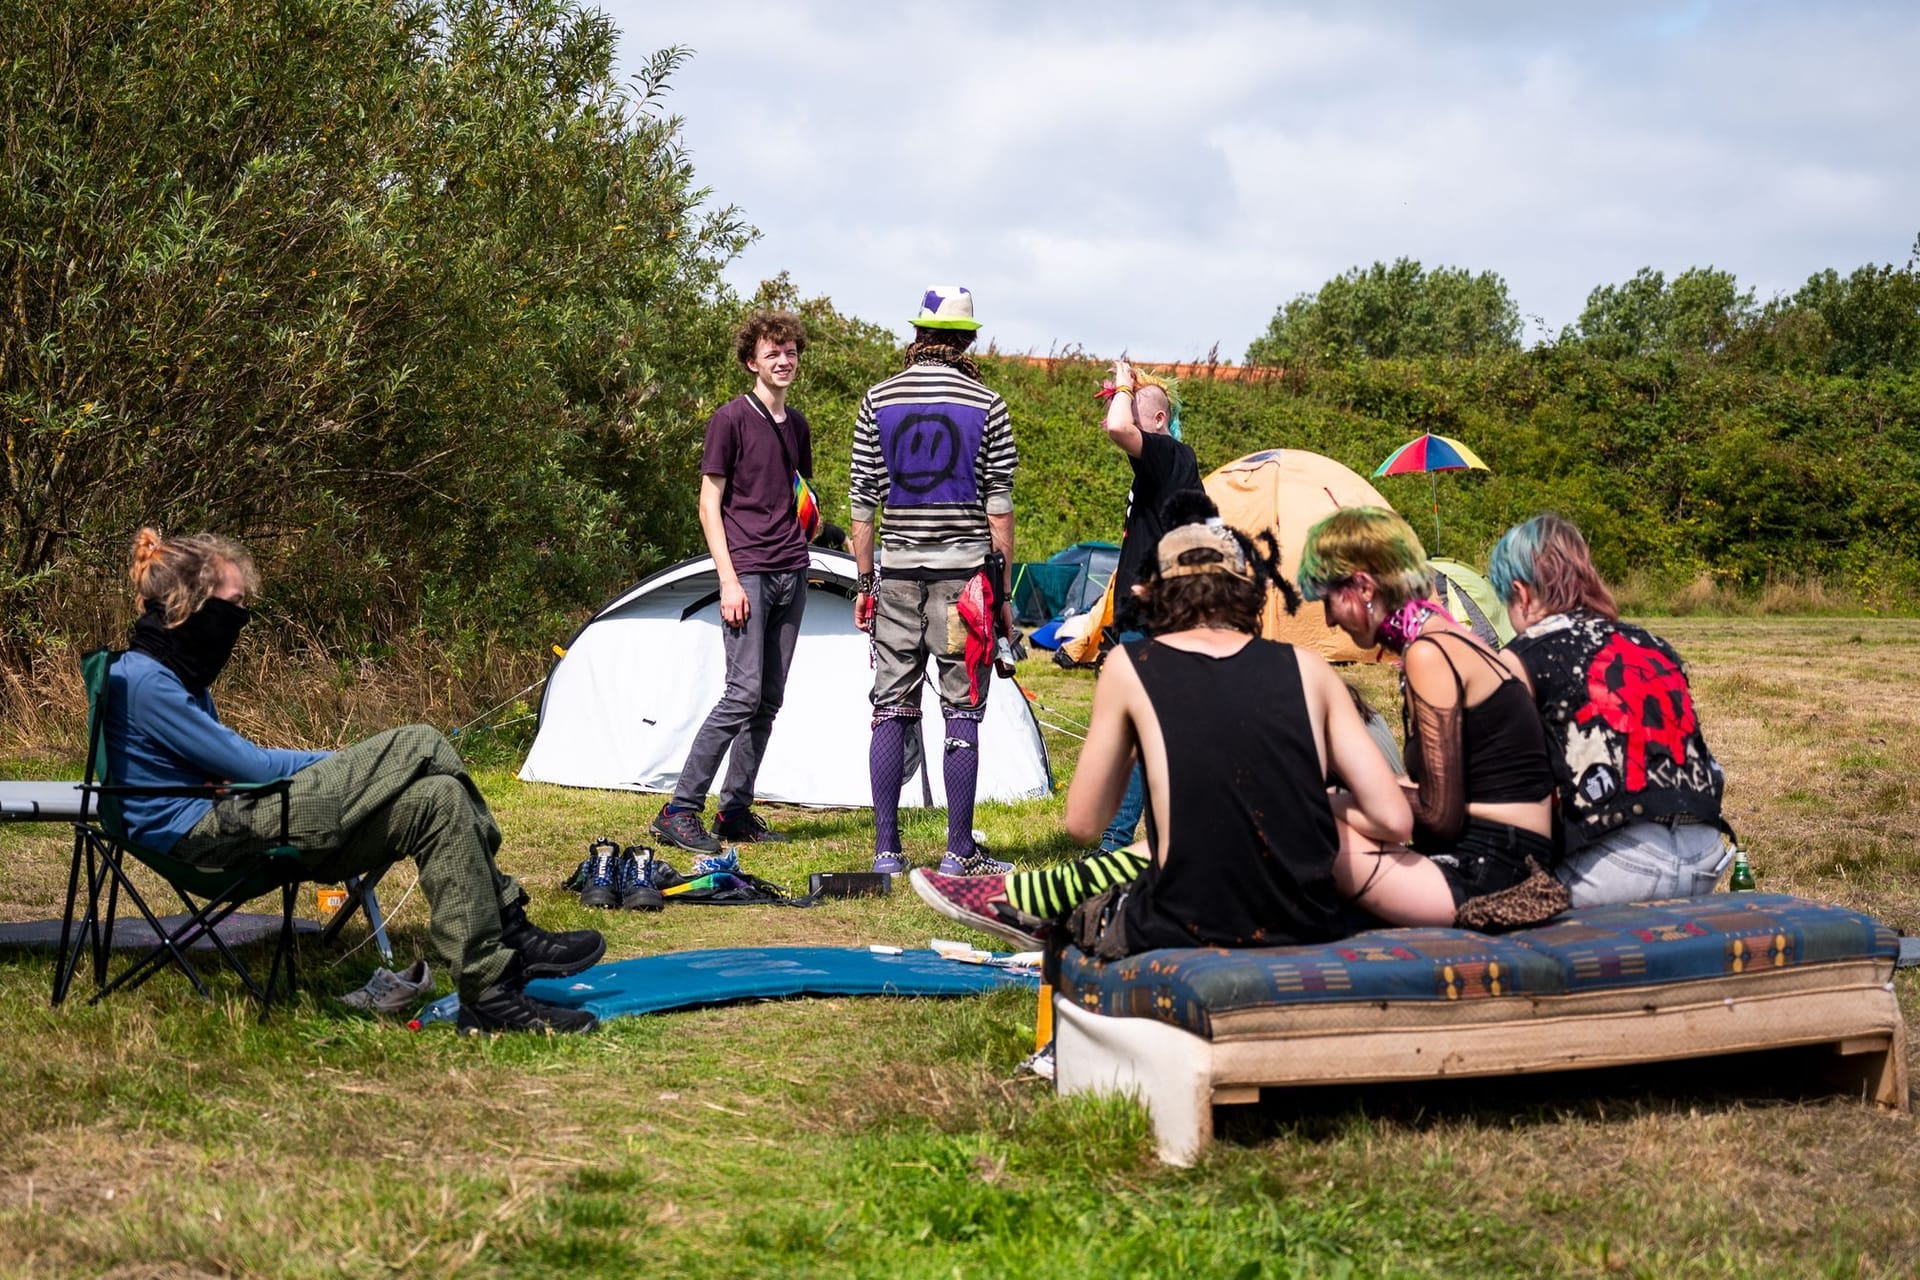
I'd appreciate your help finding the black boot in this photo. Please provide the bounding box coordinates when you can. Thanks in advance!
[456,954,598,1034]
[498,898,606,979]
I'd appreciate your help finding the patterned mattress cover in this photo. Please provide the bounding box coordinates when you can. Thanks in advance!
[1055,894,1900,1039]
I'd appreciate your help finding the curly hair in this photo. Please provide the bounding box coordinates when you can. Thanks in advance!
[1295,507,1432,613]
[1489,513,1618,620]
[734,309,807,367]
[1133,492,1301,635]
[904,327,980,381]
[129,528,257,626]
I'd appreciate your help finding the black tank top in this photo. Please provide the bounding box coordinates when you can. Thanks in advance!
[1118,637,1347,950]
[1402,635,1556,805]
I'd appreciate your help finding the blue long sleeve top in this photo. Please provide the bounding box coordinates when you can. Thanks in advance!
[105,650,331,851]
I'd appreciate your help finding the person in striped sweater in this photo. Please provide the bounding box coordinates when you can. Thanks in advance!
[850,286,1019,877]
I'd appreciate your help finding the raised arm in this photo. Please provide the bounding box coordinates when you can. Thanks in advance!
[1103,358,1145,458]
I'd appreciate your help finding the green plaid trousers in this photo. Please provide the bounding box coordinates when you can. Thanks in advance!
[172,724,523,995]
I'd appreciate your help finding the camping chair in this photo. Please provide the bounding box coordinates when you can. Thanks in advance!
[54,648,390,1016]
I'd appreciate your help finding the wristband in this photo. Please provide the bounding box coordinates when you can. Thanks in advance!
[856,573,874,593]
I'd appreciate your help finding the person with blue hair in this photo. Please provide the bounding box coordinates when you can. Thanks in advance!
[1489,514,1729,906]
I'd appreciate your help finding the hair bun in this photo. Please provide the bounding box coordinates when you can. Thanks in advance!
[129,527,166,586]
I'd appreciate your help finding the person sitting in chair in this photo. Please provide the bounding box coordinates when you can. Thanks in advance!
[107,528,604,1034]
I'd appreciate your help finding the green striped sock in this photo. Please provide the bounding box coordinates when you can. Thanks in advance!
[1003,847,1151,919]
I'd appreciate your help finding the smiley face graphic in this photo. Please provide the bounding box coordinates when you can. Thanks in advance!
[891,412,965,496]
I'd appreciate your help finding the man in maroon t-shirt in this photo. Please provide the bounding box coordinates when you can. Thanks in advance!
[650,311,814,861]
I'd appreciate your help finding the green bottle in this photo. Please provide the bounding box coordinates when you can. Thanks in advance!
[1728,848,1756,892]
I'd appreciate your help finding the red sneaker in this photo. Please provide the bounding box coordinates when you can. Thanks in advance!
[907,869,1049,949]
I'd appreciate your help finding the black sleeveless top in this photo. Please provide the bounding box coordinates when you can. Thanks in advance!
[1402,635,1556,805]
[1118,637,1347,950]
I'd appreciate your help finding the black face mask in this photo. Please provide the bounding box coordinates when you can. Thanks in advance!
[130,597,250,691]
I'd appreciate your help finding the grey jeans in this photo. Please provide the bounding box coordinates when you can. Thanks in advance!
[1555,820,1730,908]
[671,569,807,811]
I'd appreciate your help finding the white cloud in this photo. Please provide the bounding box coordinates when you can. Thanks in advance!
[605,1,1920,357]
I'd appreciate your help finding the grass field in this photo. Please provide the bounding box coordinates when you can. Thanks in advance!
[2,618,1917,1278]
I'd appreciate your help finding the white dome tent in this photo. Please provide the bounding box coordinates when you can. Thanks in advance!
[519,549,1053,809]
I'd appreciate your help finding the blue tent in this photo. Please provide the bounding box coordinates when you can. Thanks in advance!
[1012,542,1118,627]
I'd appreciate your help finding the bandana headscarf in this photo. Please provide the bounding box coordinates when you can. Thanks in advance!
[1376,597,1456,652]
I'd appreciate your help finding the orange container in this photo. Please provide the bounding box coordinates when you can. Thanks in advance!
[316,886,348,917]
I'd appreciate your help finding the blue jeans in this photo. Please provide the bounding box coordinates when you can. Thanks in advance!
[1556,820,1728,908]
[1099,762,1146,853]
[1098,629,1147,853]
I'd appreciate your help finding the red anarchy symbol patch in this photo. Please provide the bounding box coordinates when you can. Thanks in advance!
[1574,633,1696,790]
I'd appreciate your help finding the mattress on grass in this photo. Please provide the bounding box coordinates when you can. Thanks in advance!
[525,946,1038,1020]
[0,912,319,951]
[1056,894,1900,1040]
[0,781,92,821]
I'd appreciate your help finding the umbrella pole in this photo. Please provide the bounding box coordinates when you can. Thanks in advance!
[1429,471,1442,555]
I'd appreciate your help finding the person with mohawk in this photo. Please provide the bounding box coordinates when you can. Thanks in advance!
[1094,357,1200,852]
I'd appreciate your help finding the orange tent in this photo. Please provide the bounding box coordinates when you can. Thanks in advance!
[1059,448,1396,666]
[1203,449,1395,664]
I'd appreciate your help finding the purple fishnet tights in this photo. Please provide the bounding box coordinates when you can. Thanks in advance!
[942,715,980,857]
[869,716,910,855]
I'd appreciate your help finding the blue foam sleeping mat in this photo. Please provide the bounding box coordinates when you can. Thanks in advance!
[523,946,1038,1020]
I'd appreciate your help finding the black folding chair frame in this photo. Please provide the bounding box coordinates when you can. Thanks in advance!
[51,649,393,1019]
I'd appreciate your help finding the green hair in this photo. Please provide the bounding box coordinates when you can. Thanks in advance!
[1296,507,1432,610]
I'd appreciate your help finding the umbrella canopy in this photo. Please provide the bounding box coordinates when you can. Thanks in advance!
[1372,432,1488,477]
[1371,433,1490,555]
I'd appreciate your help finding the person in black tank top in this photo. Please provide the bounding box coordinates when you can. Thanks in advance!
[907,492,1413,955]
[1299,507,1566,931]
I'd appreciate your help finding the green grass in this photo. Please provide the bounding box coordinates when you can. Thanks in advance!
[2,621,1919,1277]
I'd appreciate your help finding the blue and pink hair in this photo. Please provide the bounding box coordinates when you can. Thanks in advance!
[1488,514,1617,620]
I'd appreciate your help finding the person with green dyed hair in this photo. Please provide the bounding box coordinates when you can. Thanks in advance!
[1298,507,1568,930]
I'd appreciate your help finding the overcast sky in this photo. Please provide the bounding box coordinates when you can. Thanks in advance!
[598,1,1920,360]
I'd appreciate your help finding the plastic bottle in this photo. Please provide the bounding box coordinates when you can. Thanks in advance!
[407,992,460,1030]
[1728,849,1756,893]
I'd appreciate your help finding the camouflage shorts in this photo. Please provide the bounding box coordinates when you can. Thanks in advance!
[869,576,988,715]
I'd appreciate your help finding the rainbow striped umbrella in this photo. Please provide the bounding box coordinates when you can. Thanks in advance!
[1371,432,1489,554]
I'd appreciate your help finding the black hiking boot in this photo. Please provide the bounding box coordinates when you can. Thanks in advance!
[713,808,789,843]
[615,848,665,911]
[457,955,597,1035]
[498,898,606,979]
[650,805,721,855]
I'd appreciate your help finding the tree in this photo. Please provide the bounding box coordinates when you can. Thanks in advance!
[1565,266,1756,358]
[1245,259,1521,365]
[1788,252,1920,375]
[0,0,750,644]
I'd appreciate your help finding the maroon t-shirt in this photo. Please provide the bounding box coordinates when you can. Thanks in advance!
[700,393,813,574]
